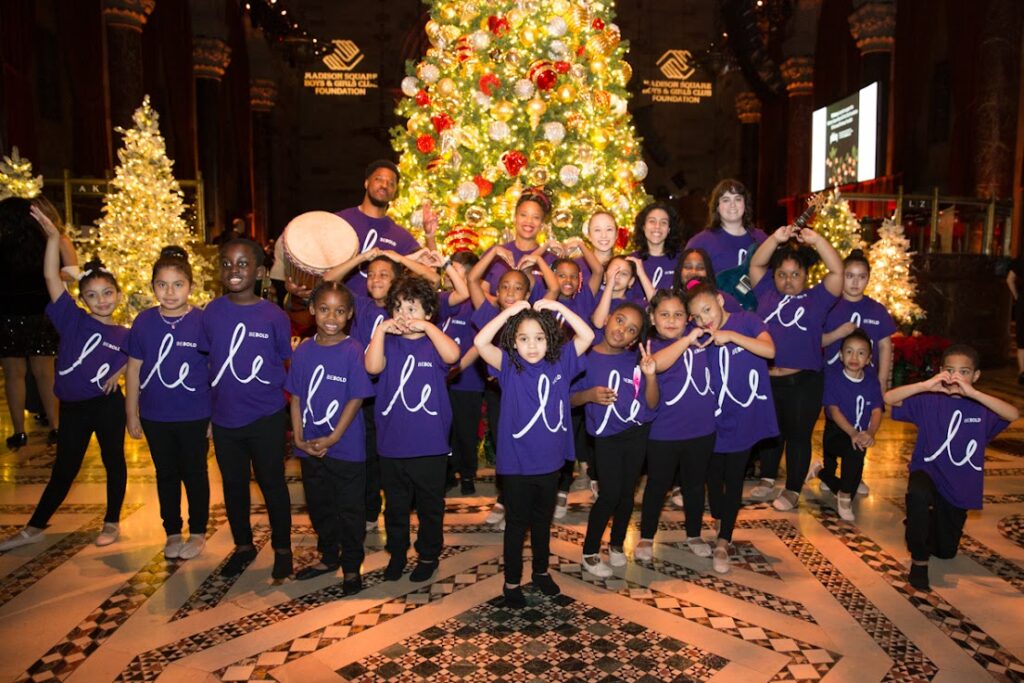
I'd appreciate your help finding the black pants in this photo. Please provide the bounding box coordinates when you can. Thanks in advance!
[380,454,447,561]
[707,449,750,543]
[141,417,211,536]
[30,390,127,528]
[582,424,650,555]
[641,433,715,539]
[503,469,560,584]
[905,469,967,562]
[821,420,866,496]
[363,402,382,522]
[212,410,292,550]
[557,409,593,493]
[449,389,483,483]
[300,456,365,572]
[485,381,504,504]
[759,371,824,493]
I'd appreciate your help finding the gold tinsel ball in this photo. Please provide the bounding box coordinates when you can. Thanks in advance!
[531,140,554,165]
[441,24,462,44]
[619,61,633,84]
[526,97,547,119]
[586,34,611,57]
[437,77,457,97]
[425,20,442,47]
[556,83,576,103]
[439,3,457,21]
[577,195,596,213]
[590,56,608,75]
[507,8,526,27]
[593,89,611,110]
[519,27,537,46]
[551,0,569,14]
[528,167,549,186]
[465,205,486,224]
[491,100,515,121]
[567,5,589,31]
[552,207,573,228]
[590,128,610,150]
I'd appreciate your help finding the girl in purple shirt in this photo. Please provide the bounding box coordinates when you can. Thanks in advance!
[365,275,460,584]
[475,299,594,609]
[573,302,658,578]
[479,190,559,301]
[203,239,294,581]
[125,247,211,561]
[685,280,777,574]
[286,281,374,594]
[684,179,768,275]
[629,202,682,299]
[748,225,843,512]
[0,209,129,551]
[569,211,616,291]
[592,255,639,329]
[671,249,743,313]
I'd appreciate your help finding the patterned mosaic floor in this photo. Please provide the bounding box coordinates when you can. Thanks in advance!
[0,369,1023,682]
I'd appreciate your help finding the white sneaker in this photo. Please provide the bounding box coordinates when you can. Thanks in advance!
[772,491,798,512]
[553,493,568,519]
[685,536,712,558]
[164,534,184,559]
[496,519,506,531]
[365,520,378,533]
[712,546,730,574]
[633,539,654,561]
[749,479,776,500]
[582,554,614,578]
[608,547,627,567]
[485,503,506,525]
[837,494,855,522]
[178,535,206,559]
[857,481,870,496]
[589,480,599,502]
[0,527,44,551]
[806,461,824,482]
[670,487,683,507]
[95,523,119,547]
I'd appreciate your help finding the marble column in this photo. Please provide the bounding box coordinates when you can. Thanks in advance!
[780,56,815,197]
[192,37,232,238]
[250,78,277,243]
[102,0,155,136]
[849,0,895,177]
[735,91,762,200]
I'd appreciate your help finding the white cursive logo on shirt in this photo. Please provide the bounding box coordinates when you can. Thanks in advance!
[302,364,340,431]
[513,374,566,438]
[651,266,665,289]
[58,332,112,390]
[358,229,379,279]
[737,248,748,267]
[923,410,981,471]
[854,394,865,431]
[381,354,436,417]
[595,369,641,435]
[210,323,270,387]
[141,333,196,392]
[714,345,767,417]
[666,348,712,406]
[764,295,807,331]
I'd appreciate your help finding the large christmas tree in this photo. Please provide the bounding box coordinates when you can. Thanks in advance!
[391,0,650,252]
[865,217,924,327]
[83,97,215,323]
[807,188,864,285]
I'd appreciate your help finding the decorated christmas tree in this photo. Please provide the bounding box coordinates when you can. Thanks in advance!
[0,147,44,201]
[807,188,864,285]
[82,97,215,323]
[865,217,924,327]
[391,0,650,252]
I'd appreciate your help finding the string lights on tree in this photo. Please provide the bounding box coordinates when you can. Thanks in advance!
[865,216,925,328]
[0,148,44,201]
[807,187,864,285]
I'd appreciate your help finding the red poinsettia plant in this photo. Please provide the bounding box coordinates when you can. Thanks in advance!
[891,333,951,386]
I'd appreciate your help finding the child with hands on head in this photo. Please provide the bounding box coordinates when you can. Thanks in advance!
[591,255,639,329]
[573,210,618,286]
[125,246,211,561]
[365,275,461,584]
[474,297,594,608]
[0,206,130,552]
[573,301,659,577]
[884,344,1018,591]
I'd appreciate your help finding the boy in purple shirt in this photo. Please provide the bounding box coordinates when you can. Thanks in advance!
[885,344,1018,591]
[365,275,461,584]
[203,239,294,581]
[809,329,882,522]
[286,282,374,594]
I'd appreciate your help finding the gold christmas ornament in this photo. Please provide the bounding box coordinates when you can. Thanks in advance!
[619,61,633,83]
[593,89,611,110]
[437,77,457,97]
[590,56,608,75]
[531,140,554,165]
[519,27,537,47]
[425,20,442,47]
[491,100,515,121]
[590,128,610,150]
[556,83,576,103]
[527,167,549,185]
[465,205,487,224]
[552,207,573,228]
[526,96,547,119]
[439,3,457,21]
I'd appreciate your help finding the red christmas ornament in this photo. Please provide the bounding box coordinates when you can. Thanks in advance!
[554,60,571,74]
[478,73,501,96]
[501,150,528,177]
[575,44,585,57]
[416,135,436,154]
[536,69,557,90]
[592,17,605,30]
[431,113,454,132]
[615,226,630,250]
[472,175,494,197]
[415,89,431,106]
[487,15,510,35]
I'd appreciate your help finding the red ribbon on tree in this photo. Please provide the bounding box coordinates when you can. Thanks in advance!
[502,150,528,176]
[416,135,436,154]
[431,113,454,132]
[478,73,501,96]
[487,15,510,35]
[415,89,430,107]
[472,175,494,197]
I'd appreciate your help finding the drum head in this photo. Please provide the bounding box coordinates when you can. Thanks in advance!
[281,211,359,273]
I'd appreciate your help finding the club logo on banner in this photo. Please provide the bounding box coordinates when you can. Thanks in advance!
[642,49,713,105]
[304,39,379,97]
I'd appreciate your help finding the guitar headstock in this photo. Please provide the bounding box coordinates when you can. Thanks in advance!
[793,191,829,228]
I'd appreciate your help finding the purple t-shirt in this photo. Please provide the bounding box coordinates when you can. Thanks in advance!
[686,228,769,274]
[471,299,500,331]
[46,292,129,402]
[372,334,452,457]
[350,294,389,351]
[481,241,554,301]
[708,311,778,452]
[200,297,292,428]
[649,334,716,441]
[335,207,421,298]
[557,286,597,335]
[628,251,676,299]
[493,346,585,475]
[892,393,1009,510]
[824,296,897,368]
[575,348,654,437]
[439,292,486,393]
[127,307,211,422]
[754,276,838,371]
[823,365,882,431]
[285,336,374,461]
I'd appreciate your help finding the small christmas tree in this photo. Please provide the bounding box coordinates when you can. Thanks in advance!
[0,147,44,200]
[391,0,650,252]
[83,97,215,323]
[808,188,864,285]
[865,217,924,327]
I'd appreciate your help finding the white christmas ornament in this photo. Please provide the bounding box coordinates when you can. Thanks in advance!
[542,121,566,144]
[419,64,440,84]
[513,78,536,100]
[471,30,491,50]
[547,17,568,37]
[401,76,420,97]
[488,121,511,141]
[559,164,580,187]
[548,40,568,59]
[631,160,649,181]
[473,91,492,108]
[457,181,480,203]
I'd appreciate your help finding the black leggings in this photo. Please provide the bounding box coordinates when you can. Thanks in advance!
[503,469,559,584]
[141,417,210,536]
[820,420,866,496]
[300,456,365,571]
[485,381,505,504]
[641,433,715,539]
[363,402,381,522]
[759,371,824,493]
[30,390,127,528]
[707,449,750,543]
[212,410,292,551]
[449,389,483,483]
[582,424,650,555]
[905,470,967,562]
